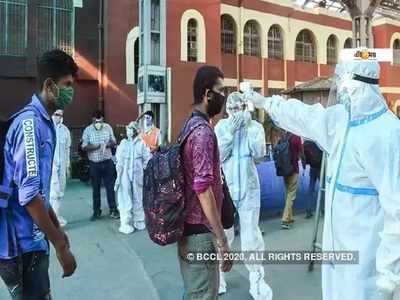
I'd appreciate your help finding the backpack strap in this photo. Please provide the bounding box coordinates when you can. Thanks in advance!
[177,121,206,146]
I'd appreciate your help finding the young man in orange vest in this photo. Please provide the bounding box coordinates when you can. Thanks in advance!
[141,111,161,152]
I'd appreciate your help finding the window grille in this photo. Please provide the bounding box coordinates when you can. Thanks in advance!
[244,21,260,57]
[37,0,74,55]
[187,19,197,62]
[0,0,27,56]
[327,35,337,65]
[393,39,400,65]
[295,30,316,63]
[268,25,283,60]
[221,15,236,55]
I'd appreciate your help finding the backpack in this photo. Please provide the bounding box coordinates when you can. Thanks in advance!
[304,141,322,170]
[273,134,294,177]
[143,119,203,246]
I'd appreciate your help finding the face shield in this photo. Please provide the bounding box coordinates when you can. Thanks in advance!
[327,72,354,108]
[327,61,380,109]
[226,92,253,116]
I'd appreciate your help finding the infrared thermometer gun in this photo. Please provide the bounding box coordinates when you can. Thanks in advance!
[239,82,255,112]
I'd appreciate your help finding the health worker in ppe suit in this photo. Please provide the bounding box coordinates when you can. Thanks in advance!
[244,60,400,300]
[50,109,71,227]
[215,92,273,300]
[115,121,151,234]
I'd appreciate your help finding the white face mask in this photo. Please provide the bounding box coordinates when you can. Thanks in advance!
[94,122,103,131]
[52,115,63,125]
[126,127,138,139]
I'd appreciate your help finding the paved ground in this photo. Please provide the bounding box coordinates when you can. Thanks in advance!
[0,180,323,300]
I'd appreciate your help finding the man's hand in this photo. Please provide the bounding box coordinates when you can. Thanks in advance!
[55,239,77,278]
[114,178,120,192]
[84,143,101,152]
[243,91,268,109]
[229,114,242,135]
[216,238,233,273]
[106,140,116,149]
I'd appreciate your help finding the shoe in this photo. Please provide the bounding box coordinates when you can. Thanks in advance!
[305,211,313,219]
[281,222,291,230]
[90,213,101,222]
[119,225,135,235]
[218,284,227,295]
[110,210,120,219]
[250,281,273,300]
[219,276,227,295]
[134,222,146,231]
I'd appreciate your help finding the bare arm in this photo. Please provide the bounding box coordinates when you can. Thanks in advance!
[26,196,76,277]
[197,187,232,272]
[83,143,100,152]
[197,187,225,242]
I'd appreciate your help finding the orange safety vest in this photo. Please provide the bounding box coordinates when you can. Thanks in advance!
[142,127,160,151]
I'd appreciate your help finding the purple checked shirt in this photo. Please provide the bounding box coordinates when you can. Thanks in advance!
[182,112,223,229]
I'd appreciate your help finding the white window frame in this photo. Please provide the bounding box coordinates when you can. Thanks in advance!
[126,26,140,84]
[180,9,206,63]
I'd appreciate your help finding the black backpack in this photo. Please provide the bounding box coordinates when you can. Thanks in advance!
[143,119,203,246]
[273,134,294,177]
[304,140,323,170]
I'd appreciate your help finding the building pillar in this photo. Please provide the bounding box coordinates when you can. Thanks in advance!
[343,0,382,47]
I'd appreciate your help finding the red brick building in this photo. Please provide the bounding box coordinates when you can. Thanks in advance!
[1,0,400,145]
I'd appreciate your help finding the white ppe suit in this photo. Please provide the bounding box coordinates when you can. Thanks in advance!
[215,92,273,300]
[115,124,151,234]
[245,61,400,300]
[50,121,71,226]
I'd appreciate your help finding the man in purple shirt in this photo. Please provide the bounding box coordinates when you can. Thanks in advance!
[178,66,233,299]
[0,50,77,299]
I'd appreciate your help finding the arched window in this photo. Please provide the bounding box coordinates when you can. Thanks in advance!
[327,35,338,65]
[295,30,316,63]
[244,21,260,57]
[0,0,28,56]
[134,39,139,84]
[221,15,236,54]
[268,25,283,60]
[187,18,197,62]
[37,0,74,55]
[394,39,400,65]
[344,38,353,49]
[126,27,139,85]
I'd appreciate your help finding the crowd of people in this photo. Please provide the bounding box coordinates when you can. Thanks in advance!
[0,48,399,300]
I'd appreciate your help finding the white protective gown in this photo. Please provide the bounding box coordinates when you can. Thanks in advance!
[247,61,400,300]
[215,115,273,299]
[50,123,71,223]
[115,136,151,233]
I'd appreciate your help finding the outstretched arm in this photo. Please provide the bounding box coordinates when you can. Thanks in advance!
[245,93,334,153]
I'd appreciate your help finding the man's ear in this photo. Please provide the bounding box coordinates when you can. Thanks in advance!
[204,88,211,103]
[43,78,57,96]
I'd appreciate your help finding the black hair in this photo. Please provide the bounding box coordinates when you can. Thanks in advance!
[93,110,104,119]
[37,49,79,90]
[144,111,154,118]
[193,66,224,104]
